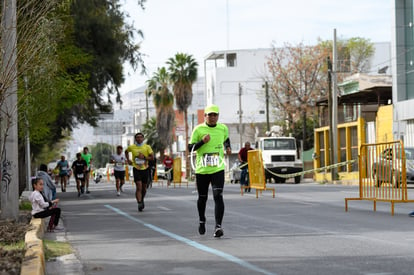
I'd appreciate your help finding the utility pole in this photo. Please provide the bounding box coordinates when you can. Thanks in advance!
[238,83,243,149]
[265,81,270,131]
[24,77,32,191]
[1,0,19,220]
[332,29,338,181]
[327,56,334,181]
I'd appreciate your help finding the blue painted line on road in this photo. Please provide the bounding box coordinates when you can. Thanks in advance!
[104,204,276,275]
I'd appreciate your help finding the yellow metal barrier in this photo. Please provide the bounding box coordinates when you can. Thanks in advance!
[171,157,188,188]
[241,150,275,198]
[345,140,414,215]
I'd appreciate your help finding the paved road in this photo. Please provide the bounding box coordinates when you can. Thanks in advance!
[46,179,414,275]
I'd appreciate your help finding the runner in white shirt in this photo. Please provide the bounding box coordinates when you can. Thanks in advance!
[110,145,126,196]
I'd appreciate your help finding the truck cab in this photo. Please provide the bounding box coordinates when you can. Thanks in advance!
[255,137,303,183]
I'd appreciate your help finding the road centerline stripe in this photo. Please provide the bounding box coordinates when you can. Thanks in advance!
[104,204,276,275]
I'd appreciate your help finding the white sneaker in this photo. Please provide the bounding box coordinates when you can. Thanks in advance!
[53,226,65,231]
[117,191,120,196]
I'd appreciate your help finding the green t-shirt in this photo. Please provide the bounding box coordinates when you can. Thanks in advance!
[126,144,153,170]
[190,122,229,174]
[81,153,92,169]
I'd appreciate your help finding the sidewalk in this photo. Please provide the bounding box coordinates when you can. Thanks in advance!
[21,189,83,275]
[44,218,84,275]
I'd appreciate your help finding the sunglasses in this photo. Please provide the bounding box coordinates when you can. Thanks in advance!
[207,113,218,117]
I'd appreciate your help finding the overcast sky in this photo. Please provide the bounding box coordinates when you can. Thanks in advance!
[120,0,392,93]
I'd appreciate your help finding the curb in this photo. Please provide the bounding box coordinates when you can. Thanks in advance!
[21,218,45,275]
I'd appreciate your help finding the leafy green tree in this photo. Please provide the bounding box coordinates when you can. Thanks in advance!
[146,67,175,161]
[287,116,319,151]
[14,0,91,194]
[167,53,198,178]
[141,117,164,158]
[69,0,145,126]
[318,37,374,76]
[90,143,114,169]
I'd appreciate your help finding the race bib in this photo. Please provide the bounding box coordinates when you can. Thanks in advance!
[61,167,68,171]
[77,173,84,179]
[203,153,220,167]
[135,157,145,165]
[116,162,124,167]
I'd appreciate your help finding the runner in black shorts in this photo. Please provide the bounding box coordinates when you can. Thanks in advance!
[111,145,126,196]
[71,153,87,197]
[125,133,154,212]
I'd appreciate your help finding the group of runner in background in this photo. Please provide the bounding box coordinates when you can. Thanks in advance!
[51,147,92,197]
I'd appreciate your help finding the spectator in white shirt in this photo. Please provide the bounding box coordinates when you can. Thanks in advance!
[29,177,63,231]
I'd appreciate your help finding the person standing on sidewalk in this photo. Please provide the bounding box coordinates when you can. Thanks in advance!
[72,153,88,197]
[111,145,126,196]
[81,147,93,194]
[238,141,253,192]
[163,155,173,186]
[125,133,154,212]
[55,155,69,192]
[188,104,231,238]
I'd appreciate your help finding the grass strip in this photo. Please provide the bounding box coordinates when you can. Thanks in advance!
[43,239,73,260]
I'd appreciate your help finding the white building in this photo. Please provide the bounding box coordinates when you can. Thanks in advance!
[392,0,414,145]
[204,44,391,152]
[204,49,272,151]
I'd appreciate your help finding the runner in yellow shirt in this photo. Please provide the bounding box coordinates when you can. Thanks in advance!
[125,133,154,212]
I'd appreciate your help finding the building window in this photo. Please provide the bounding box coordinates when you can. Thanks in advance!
[226,53,237,67]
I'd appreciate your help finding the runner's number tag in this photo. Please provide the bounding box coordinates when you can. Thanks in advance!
[77,173,84,179]
[203,153,220,167]
[135,157,145,165]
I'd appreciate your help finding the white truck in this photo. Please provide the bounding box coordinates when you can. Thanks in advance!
[255,136,303,184]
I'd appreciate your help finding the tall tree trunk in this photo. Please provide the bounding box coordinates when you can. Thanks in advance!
[303,111,307,150]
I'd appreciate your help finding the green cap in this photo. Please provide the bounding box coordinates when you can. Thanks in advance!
[204,104,219,114]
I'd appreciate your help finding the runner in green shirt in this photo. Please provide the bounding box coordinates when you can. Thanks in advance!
[81,147,92,193]
[188,104,231,238]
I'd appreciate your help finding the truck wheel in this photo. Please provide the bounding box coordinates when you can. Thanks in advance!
[280,178,286,183]
[294,176,301,184]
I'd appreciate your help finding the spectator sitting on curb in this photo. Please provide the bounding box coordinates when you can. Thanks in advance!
[29,177,63,231]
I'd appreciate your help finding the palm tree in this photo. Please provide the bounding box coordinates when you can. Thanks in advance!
[167,53,198,179]
[146,67,175,161]
[141,117,164,156]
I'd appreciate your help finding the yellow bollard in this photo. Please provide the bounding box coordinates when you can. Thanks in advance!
[125,165,129,181]
[154,166,158,181]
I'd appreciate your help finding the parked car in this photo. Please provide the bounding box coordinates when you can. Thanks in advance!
[372,147,414,187]
[157,164,166,179]
[230,160,241,183]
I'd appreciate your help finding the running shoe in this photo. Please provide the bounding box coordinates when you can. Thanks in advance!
[138,202,144,212]
[117,191,120,196]
[80,186,84,194]
[53,226,64,231]
[198,222,206,235]
[213,226,224,238]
